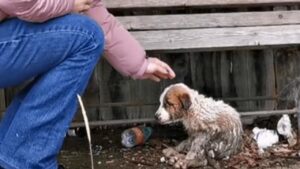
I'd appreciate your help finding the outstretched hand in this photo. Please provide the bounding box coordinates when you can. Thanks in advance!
[72,0,93,13]
[143,57,176,82]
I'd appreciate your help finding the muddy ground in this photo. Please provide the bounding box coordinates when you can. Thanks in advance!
[58,126,300,169]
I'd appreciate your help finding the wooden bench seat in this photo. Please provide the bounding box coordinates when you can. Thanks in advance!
[118,11,300,51]
[105,0,300,9]
[104,0,300,52]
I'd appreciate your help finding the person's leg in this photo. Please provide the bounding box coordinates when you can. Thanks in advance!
[0,82,32,143]
[0,14,104,169]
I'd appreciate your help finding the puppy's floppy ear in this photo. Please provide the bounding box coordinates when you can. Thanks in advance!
[179,93,191,110]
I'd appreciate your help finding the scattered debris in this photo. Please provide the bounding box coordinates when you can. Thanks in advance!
[160,157,166,163]
[67,129,77,137]
[92,145,103,156]
[277,115,292,138]
[123,155,155,166]
[106,160,114,164]
[252,127,279,153]
[277,114,297,147]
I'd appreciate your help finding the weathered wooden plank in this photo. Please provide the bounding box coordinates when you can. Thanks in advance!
[231,51,257,111]
[258,50,276,110]
[182,50,276,112]
[219,52,232,98]
[131,25,300,51]
[190,52,223,97]
[119,11,300,30]
[101,61,130,120]
[104,0,300,9]
[97,59,114,120]
[275,48,300,109]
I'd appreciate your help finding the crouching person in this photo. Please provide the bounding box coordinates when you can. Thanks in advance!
[0,0,176,168]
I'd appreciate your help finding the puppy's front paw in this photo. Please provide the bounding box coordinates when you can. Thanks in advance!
[174,158,188,169]
[174,158,208,169]
[163,147,178,158]
[168,153,185,165]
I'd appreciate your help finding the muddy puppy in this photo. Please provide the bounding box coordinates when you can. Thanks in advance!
[155,83,243,169]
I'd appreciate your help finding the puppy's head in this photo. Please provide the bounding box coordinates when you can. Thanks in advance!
[155,83,192,124]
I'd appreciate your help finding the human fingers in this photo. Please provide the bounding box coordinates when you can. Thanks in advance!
[148,63,170,80]
[149,58,176,79]
[85,0,93,6]
[147,74,161,82]
[81,0,93,11]
[157,61,176,79]
[81,4,91,11]
[148,58,168,74]
[154,71,170,79]
[163,64,176,79]
[76,5,91,13]
[73,0,92,13]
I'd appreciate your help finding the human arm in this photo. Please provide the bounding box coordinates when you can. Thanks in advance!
[0,0,175,81]
[85,1,175,81]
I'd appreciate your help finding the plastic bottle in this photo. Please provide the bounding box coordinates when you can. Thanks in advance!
[121,126,153,148]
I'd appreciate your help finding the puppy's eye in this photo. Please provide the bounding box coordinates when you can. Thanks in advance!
[166,100,175,107]
[163,98,176,108]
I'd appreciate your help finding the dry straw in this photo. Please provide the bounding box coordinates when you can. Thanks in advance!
[77,94,94,169]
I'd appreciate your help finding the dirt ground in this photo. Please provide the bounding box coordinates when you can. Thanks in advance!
[58,126,300,169]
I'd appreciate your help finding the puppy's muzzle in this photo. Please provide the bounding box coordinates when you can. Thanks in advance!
[154,113,161,121]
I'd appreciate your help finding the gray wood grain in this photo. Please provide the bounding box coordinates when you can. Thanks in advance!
[104,0,300,9]
[275,48,300,105]
[131,25,300,51]
[231,51,256,111]
[259,50,276,110]
[118,11,300,30]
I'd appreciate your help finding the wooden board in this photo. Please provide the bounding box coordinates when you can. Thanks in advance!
[118,11,300,30]
[131,25,300,51]
[275,48,300,109]
[104,0,300,9]
[258,50,276,110]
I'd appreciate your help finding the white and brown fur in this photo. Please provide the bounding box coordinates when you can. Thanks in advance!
[155,83,243,169]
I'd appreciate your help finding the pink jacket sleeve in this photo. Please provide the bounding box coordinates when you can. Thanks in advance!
[85,1,149,79]
[0,0,148,79]
[0,0,74,22]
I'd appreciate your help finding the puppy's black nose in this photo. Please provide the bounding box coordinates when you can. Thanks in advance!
[154,114,159,121]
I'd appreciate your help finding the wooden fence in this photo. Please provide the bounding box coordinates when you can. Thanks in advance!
[1,3,300,124]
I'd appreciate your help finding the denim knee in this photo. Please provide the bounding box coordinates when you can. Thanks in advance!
[57,14,105,55]
[69,14,104,45]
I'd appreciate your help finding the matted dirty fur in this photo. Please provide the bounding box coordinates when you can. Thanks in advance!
[155,83,243,169]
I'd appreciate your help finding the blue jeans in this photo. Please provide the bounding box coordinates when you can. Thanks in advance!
[0,14,104,169]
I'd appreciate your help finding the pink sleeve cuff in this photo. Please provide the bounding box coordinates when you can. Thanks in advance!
[131,58,149,79]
